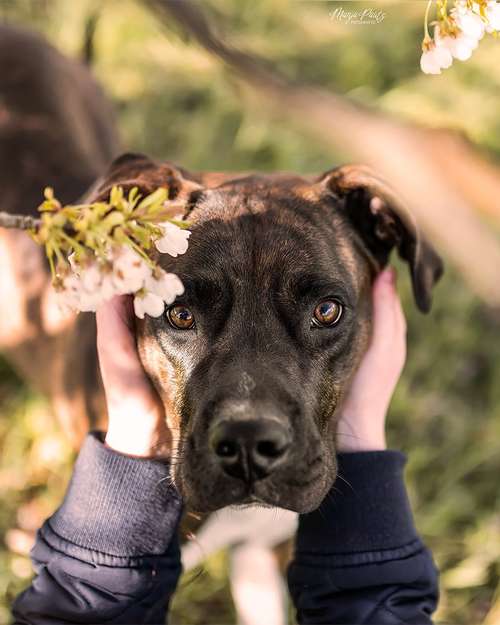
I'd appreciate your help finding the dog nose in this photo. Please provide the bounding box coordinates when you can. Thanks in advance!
[210,419,292,482]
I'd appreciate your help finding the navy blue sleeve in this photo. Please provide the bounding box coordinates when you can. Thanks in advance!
[288,451,439,625]
[12,432,183,625]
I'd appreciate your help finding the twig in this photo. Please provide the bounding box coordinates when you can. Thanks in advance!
[0,212,41,231]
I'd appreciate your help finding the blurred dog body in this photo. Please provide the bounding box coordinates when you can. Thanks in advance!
[0,24,118,441]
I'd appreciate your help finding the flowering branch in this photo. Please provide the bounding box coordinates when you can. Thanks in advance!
[0,186,191,319]
[421,0,500,74]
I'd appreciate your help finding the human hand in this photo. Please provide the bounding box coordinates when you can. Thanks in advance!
[96,295,171,458]
[336,268,407,452]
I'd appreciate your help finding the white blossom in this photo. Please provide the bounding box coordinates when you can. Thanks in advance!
[420,43,453,74]
[486,1,500,30]
[80,264,102,292]
[112,247,151,293]
[155,222,191,257]
[78,291,104,313]
[133,291,166,319]
[58,274,83,311]
[435,26,478,61]
[100,272,119,300]
[452,4,485,40]
[146,271,184,305]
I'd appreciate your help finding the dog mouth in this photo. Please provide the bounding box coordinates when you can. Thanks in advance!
[239,473,325,506]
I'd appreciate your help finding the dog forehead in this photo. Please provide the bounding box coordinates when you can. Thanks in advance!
[169,201,365,299]
[189,174,313,221]
[191,175,358,255]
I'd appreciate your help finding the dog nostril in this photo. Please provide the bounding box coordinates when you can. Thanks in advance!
[256,439,284,458]
[215,439,238,458]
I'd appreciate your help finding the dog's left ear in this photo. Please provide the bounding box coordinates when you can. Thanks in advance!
[86,152,204,218]
[317,164,443,313]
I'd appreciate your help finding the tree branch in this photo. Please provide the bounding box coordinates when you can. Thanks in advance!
[147,0,500,308]
[0,212,41,231]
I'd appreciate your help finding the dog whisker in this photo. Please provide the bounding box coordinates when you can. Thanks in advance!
[335,472,355,493]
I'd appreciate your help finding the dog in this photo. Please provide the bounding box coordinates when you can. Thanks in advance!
[91,154,443,513]
[0,24,443,515]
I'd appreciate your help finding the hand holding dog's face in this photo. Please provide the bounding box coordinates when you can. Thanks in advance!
[96,295,171,460]
[336,267,407,453]
[95,153,442,513]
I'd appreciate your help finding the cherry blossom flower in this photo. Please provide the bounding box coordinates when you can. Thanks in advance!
[133,291,166,319]
[435,26,478,61]
[78,291,105,313]
[420,41,453,74]
[59,274,83,311]
[419,0,500,75]
[146,270,185,304]
[112,247,151,294]
[80,264,102,292]
[486,1,500,30]
[452,3,485,41]
[155,222,191,257]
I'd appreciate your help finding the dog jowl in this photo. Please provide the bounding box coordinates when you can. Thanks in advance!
[96,154,443,513]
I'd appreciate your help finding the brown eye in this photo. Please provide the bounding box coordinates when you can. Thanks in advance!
[312,300,343,327]
[167,305,195,330]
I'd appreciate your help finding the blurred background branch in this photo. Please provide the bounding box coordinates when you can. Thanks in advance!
[148,0,500,308]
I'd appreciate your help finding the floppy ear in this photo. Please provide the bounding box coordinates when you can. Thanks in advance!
[87,152,204,218]
[318,164,443,313]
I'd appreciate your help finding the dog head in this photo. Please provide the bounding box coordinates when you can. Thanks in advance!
[96,153,443,513]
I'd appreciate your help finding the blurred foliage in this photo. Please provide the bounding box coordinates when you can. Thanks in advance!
[1,0,500,623]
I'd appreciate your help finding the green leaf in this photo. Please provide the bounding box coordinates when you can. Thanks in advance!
[136,187,167,213]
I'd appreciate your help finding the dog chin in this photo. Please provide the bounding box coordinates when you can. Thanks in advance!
[179,470,334,514]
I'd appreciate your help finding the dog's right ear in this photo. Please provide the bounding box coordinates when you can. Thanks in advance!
[86,152,204,218]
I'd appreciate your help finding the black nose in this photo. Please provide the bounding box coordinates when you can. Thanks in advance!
[210,419,292,482]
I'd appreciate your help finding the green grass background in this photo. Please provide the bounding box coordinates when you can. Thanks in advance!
[1,1,500,623]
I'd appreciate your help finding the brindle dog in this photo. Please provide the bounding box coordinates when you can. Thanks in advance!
[0,25,442,513]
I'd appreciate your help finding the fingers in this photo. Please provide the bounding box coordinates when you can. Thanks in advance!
[336,267,407,452]
[97,295,170,457]
[96,295,147,401]
[96,295,135,350]
[370,268,407,354]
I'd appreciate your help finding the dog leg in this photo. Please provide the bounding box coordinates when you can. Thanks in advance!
[230,544,288,625]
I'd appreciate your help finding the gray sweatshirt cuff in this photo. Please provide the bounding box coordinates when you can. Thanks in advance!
[47,431,182,559]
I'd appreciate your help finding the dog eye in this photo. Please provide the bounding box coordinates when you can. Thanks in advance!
[312,300,343,327]
[167,305,195,330]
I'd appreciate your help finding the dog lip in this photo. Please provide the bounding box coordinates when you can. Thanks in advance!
[285,472,323,488]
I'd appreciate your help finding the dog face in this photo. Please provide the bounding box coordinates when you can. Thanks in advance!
[96,154,443,513]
